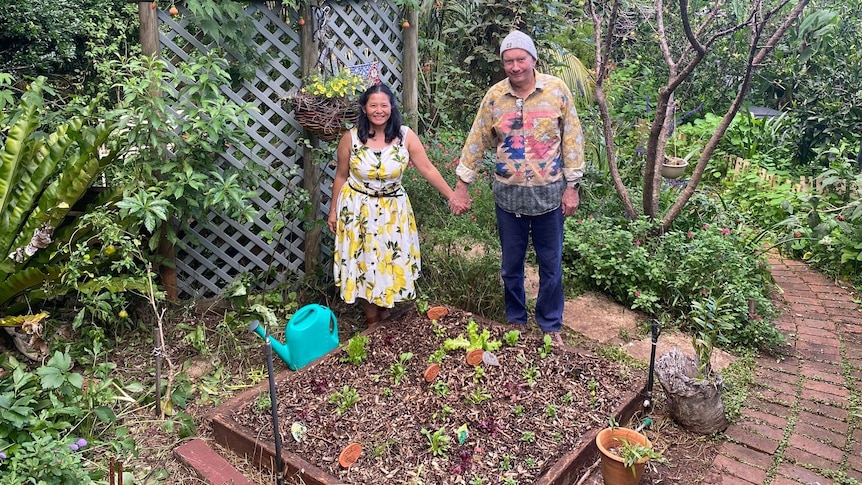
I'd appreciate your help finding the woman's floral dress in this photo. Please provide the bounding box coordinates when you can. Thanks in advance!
[333,127,420,308]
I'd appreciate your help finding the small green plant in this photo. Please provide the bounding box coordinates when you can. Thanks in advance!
[255,391,271,412]
[588,378,599,408]
[433,404,455,421]
[473,365,485,381]
[388,352,414,385]
[371,438,397,458]
[502,478,518,485]
[538,334,553,358]
[443,318,502,352]
[466,386,492,405]
[415,297,430,316]
[502,329,521,346]
[430,380,450,396]
[340,334,369,365]
[561,391,573,404]
[545,404,558,418]
[428,347,447,364]
[525,457,537,468]
[513,404,525,416]
[520,431,536,442]
[432,319,446,338]
[381,387,392,398]
[469,476,487,485]
[690,294,736,378]
[420,426,451,457]
[499,454,513,471]
[329,386,360,416]
[522,363,540,387]
[616,437,665,475]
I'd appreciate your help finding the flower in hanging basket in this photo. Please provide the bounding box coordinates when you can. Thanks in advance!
[290,69,368,141]
[301,69,367,99]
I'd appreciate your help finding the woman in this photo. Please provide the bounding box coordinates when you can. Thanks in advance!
[328,84,456,325]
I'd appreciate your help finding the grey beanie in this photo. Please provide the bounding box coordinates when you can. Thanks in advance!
[500,30,537,60]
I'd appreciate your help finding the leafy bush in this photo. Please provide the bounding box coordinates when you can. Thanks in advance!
[0,351,123,483]
[563,206,784,353]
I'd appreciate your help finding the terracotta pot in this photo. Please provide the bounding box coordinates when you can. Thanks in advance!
[595,427,652,485]
[661,156,689,179]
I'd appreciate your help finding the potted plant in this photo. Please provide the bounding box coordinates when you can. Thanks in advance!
[661,147,699,179]
[655,294,732,434]
[288,69,368,141]
[595,421,663,485]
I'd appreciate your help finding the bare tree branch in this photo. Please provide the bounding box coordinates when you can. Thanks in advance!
[590,0,637,220]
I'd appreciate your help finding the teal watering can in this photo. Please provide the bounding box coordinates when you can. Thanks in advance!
[248,304,339,371]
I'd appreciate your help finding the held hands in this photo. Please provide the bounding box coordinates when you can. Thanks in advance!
[448,183,471,215]
[561,186,580,217]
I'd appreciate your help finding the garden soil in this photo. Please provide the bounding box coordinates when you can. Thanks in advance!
[0,282,726,484]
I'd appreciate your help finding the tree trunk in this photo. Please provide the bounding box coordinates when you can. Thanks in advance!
[655,347,728,435]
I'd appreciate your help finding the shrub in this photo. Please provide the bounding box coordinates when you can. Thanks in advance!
[563,206,784,353]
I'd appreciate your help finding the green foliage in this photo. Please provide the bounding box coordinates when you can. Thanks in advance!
[388,352,414,385]
[1,76,124,321]
[689,295,737,378]
[329,385,360,416]
[563,205,784,352]
[537,334,552,358]
[106,53,259,250]
[615,436,664,475]
[340,334,370,365]
[0,431,94,484]
[502,329,520,346]
[466,386,491,405]
[443,318,501,352]
[420,426,450,457]
[0,0,138,92]
[756,5,862,167]
[0,350,126,483]
[725,156,862,290]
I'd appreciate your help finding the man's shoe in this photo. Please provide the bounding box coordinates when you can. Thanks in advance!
[546,331,565,347]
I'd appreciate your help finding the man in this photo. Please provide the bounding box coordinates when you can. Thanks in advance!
[449,29,585,346]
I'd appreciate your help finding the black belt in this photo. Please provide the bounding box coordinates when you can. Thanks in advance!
[349,183,403,197]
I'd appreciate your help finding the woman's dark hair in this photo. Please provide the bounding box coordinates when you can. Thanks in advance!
[356,83,402,144]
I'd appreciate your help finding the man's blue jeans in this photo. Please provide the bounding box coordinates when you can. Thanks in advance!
[495,204,564,333]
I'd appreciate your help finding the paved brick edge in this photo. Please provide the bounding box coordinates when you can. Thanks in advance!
[174,439,258,485]
[705,255,862,484]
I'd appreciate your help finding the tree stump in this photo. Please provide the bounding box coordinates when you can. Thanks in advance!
[655,347,728,434]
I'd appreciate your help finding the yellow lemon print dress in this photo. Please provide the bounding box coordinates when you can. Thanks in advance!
[333,127,420,308]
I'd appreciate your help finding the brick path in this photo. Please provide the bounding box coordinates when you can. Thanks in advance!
[705,254,862,484]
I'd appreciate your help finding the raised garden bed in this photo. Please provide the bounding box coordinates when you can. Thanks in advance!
[208,307,646,484]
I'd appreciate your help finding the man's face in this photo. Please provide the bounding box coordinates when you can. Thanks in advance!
[502,48,536,85]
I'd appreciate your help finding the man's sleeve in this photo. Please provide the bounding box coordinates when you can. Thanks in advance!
[456,96,495,184]
[560,84,585,185]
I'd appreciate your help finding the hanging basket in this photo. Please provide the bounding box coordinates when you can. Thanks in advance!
[289,92,360,142]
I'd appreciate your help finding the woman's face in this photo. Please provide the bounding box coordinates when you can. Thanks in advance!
[363,92,392,127]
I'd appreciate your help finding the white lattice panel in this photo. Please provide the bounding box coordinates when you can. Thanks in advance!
[158,0,403,298]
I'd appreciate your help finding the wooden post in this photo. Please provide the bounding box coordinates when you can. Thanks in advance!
[138,2,159,57]
[301,1,323,275]
[138,2,178,300]
[402,8,419,132]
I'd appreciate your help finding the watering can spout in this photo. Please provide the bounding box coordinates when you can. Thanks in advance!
[248,320,293,368]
